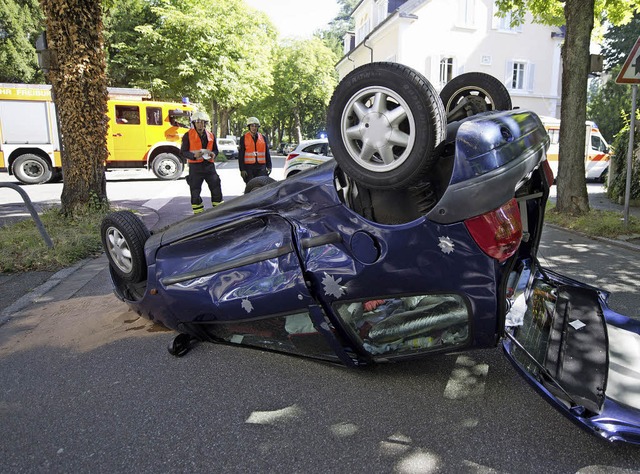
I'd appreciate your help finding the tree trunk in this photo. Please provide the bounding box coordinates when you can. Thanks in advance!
[219,109,231,138]
[293,110,302,144]
[556,0,593,215]
[40,0,108,217]
[211,99,219,136]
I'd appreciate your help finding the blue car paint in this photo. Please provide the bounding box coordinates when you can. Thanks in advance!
[107,108,640,444]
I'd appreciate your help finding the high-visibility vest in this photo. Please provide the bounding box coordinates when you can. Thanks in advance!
[188,128,215,163]
[243,132,267,165]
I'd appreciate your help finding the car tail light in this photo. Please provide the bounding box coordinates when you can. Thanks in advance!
[286,153,299,161]
[464,198,523,262]
[542,159,555,186]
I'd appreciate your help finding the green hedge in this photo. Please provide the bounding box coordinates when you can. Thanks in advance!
[608,124,640,203]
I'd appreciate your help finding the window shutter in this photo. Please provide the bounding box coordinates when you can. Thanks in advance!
[505,61,514,90]
[527,63,535,92]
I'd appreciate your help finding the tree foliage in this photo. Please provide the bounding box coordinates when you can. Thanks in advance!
[39,0,109,216]
[104,0,277,137]
[103,0,156,89]
[316,0,359,57]
[0,0,44,83]
[495,0,640,215]
[265,39,338,144]
[600,11,640,71]
[588,65,631,141]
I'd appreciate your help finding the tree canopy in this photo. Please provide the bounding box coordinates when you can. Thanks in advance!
[0,0,44,83]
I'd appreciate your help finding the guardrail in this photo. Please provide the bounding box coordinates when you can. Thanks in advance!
[0,183,53,248]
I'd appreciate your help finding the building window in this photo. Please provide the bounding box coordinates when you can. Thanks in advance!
[493,2,523,32]
[375,0,388,27]
[355,14,371,44]
[440,58,454,86]
[507,61,535,91]
[512,62,525,89]
[457,0,476,28]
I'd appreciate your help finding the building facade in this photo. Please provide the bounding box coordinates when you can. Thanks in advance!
[337,0,564,118]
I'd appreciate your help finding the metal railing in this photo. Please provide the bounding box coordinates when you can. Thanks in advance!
[0,183,53,248]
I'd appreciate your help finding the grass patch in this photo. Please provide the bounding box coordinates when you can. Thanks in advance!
[545,203,640,239]
[0,206,110,273]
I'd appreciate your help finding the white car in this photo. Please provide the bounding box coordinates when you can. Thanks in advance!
[217,138,238,160]
[283,139,332,178]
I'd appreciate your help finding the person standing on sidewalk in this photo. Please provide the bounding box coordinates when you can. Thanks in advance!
[238,116,272,183]
[181,111,223,214]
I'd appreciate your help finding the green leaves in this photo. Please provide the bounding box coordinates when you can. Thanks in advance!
[0,0,44,83]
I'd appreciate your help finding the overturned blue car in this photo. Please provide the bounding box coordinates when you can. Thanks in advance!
[101,63,640,444]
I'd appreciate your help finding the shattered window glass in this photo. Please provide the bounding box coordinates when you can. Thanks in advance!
[334,294,469,356]
[198,311,337,361]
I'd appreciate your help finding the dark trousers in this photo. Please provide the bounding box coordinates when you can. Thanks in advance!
[242,166,268,183]
[187,162,222,205]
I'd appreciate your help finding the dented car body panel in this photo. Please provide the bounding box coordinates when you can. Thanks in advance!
[106,107,640,444]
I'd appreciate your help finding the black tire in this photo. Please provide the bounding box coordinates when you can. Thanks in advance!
[327,62,446,190]
[12,154,52,184]
[49,168,63,183]
[152,152,184,180]
[101,211,150,283]
[440,72,512,122]
[244,176,276,193]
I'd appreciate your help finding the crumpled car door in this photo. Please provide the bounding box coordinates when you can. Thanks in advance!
[154,213,347,362]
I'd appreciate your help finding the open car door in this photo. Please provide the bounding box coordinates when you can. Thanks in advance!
[503,260,640,444]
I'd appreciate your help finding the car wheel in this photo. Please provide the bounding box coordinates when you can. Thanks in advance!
[12,154,52,184]
[101,211,150,283]
[440,72,512,122]
[152,152,184,180]
[244,176,276,193]
[327,62,446,190]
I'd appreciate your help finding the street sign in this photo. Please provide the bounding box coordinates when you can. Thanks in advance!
[616,35,640,84]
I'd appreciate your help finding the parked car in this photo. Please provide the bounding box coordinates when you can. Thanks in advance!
[217,138,238,160]
[102,63,640,445]
[277,142,296,155]
[283,139,333,178]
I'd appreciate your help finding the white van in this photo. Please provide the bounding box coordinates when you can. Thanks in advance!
[541,116,610,182]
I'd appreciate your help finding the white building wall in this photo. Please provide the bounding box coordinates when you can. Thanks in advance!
[337,0,563,118]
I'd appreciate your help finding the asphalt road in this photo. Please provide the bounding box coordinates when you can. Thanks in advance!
[1,160,640,472]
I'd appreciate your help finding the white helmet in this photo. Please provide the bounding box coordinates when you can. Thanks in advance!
[191,111,210,123]
[246,116,260,127]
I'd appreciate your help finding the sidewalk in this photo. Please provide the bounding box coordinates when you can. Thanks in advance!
[0,204,161,323]
[1,184,639,324]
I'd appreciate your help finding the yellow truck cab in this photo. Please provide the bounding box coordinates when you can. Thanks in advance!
[541,116,611,182]
[0,83,193,184]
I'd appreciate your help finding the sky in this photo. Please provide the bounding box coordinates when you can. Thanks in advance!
[244,0,341,39]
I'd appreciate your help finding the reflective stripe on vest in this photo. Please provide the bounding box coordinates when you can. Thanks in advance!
[243,132,266,165]
[188,128,215,163]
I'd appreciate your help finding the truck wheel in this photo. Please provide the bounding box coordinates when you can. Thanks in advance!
[440,72,512,122]
[152,153,184,180]
[101,211,150,283]
[12,154,52,184]
[327,62,446,190]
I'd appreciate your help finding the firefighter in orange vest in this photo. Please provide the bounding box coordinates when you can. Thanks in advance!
[238,116,272,183]
[181,111,223,214]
